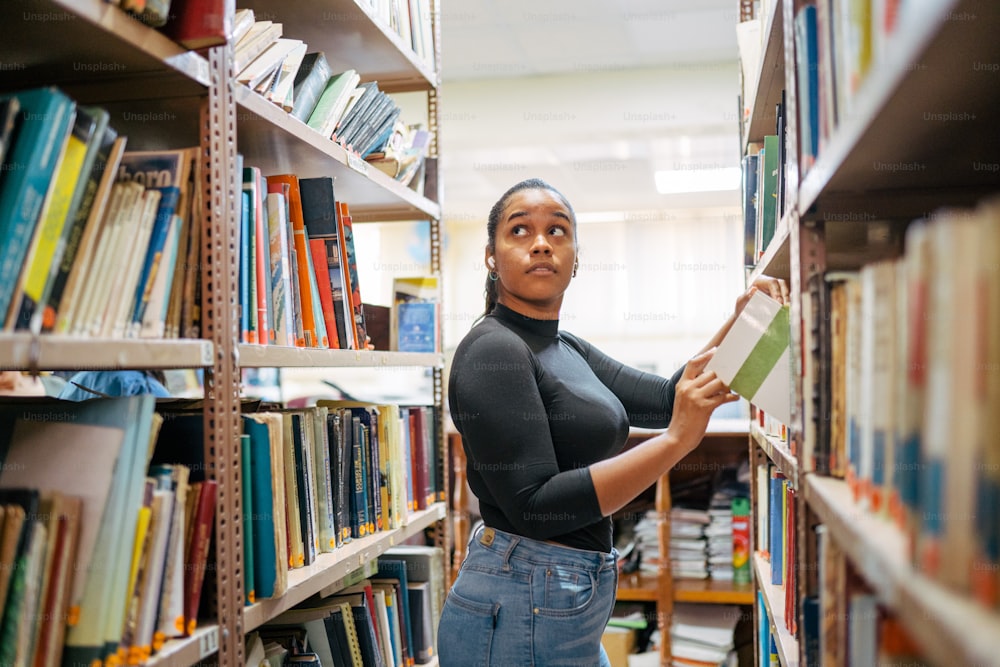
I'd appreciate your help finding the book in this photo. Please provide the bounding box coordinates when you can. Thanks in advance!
[267,41,309,111]
[184,479,217,636]
[0,87,76,322]
[6,105,103,333]
[307,69,361,139]
[243,416,279,599]
[0,395,157,666]
[267,174,319,347]
[33,491,83,667]
[300,176,351,348]
[160,0,231,49]
[290,52,332,123]
[705,290,791,425]
[117,148,194,337]
[335,201,369,348]
[391,275,440,353]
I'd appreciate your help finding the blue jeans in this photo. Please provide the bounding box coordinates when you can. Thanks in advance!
[438,524,619,667]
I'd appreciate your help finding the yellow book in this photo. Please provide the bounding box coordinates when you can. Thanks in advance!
[5,106,90,332]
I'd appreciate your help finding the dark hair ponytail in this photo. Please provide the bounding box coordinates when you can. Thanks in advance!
[479,178,576,320]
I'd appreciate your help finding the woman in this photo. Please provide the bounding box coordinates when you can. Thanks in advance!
[438,178,786,666]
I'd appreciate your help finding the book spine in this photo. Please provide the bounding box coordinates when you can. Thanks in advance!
[183,480,218,636]
[0,89,75,321]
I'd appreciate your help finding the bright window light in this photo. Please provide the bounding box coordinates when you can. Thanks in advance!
[654,167,741,194]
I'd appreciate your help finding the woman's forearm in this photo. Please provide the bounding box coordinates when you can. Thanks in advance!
[589,429,694,516]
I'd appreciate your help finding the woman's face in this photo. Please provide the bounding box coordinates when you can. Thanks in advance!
[489,188,577,319]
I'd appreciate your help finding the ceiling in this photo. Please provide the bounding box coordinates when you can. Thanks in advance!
[440,0,740,82]
[434,0,744,221]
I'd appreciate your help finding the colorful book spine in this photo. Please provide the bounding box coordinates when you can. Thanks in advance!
[0,87,75,320]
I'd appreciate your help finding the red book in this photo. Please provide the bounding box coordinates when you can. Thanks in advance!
[251,167,270,345]
[309,241,339,349]
[183,480,217,636]
[161,0,231,50]
[408,408,428,511]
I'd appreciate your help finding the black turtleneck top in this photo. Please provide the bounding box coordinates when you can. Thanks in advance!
[448,303,684,553]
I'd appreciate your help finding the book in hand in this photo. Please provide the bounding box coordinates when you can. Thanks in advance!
[705,290,791,425]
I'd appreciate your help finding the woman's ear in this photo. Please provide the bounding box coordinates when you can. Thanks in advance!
[487,256,495,269]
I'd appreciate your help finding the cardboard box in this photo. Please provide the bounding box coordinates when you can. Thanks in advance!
[601,626,636,667]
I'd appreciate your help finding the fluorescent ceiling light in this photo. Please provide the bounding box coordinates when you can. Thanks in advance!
[654,167,741,194]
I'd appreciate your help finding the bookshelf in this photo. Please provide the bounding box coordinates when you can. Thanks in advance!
[615,422,754,665]
[0,1,447,666]
[738,0,1000,665]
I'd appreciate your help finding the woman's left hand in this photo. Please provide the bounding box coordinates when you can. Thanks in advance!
[735,275,789,316]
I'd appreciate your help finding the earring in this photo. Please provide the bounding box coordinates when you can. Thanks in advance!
[572,259,579,278]
[488,270,499,281]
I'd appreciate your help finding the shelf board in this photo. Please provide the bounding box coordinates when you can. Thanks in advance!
[805,475,1000,667]
[615,572,753,605]
[235,87,441,222]
[741,0,784,152]
[747,211,792,283]
[673,577,754,605]
[753,552,800,667]
[0,334,213,370]
[239,343,443,369]
[798,0,1000,218]
[244,502,446,631]
[0,0,210,94]
[240,0,437,92]
[751,422,798,489]
[146,626,220,667]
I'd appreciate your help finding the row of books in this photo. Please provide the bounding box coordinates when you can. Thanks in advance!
[236,168,441,352]
[362,0,436,69]
[0,82,432,350]
[816,202,1000,606]
[740,125,786,269]
[150,399,441,607]
[0,395,217,667]
[756,461,796,632]
[811,525,925,666]
[238,169,368,349]
[253,547,444,666]
[0,86,203,340]
[233,9,432,177]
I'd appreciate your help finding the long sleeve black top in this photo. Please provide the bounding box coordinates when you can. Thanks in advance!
[448,303,684,553]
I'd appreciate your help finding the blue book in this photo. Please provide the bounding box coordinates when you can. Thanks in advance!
[0,87,76,319]
[396,301,437,353]
[239,189,252,342]
[769,470,785,586]
[240,433,255,605]
[243,416,278,599]
[377,559,413,666]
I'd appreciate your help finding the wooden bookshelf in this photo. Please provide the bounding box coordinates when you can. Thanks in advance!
[750,421,797,490]
[798,0,1000,218]
[747,211,791,284]
[806,476,1000,667]
[753,553,799,667]
[741,0,784,155]
[739,0,1000,665]
[617,572,753,606]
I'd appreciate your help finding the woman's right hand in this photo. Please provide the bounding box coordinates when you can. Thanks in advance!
[667,348,739,457]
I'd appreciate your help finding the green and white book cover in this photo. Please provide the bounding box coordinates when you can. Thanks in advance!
[707,290,791,425]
